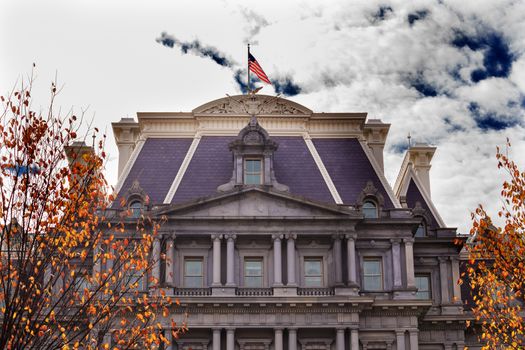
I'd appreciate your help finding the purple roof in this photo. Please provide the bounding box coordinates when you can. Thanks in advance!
[116,138,192,205]
[272,137,334,204]
[406,179,439,229]
[312,138,394,207]
[172,136,236,204]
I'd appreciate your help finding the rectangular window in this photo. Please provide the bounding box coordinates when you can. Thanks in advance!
[244,159,262,184]
[184,258,203,288]
[304,258,323,287]
[415,274,431,299]
[363,258,383,291]
[244,258,263,287]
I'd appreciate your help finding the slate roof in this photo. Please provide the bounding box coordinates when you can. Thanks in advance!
[117,136,395,208]
[116,138,192,204]
[312,138,394,208]
[405,179,439,229]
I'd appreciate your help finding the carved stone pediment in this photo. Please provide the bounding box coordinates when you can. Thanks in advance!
[193,95,312,116]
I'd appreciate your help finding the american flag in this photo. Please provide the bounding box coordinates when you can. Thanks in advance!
[248,53,271,84]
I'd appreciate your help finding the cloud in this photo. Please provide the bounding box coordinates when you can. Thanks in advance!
[156,32,302,96]
[239,7,269,44]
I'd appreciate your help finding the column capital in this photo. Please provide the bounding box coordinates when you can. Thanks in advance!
[390,238,402,244]
[332,233,343,240]
[449,256,459,262]
[403,237,414,244]
[165,234,176,241]
[211,234,223,241]
[272,234,284,241]
[274,327,284,332]
[153,235,161,242]
[285,233,297,240]
[225,233,237,241]
[336,327,345,332]
[395,329,406,335]
[438,256,448,263]
[345,232,357,240]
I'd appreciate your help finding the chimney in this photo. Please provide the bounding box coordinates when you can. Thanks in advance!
[407,143,436,197]
[111,118,140,178]
[363,119,390,173]
[65,141,94,168]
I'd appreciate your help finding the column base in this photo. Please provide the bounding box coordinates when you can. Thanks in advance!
[212,286,236,296]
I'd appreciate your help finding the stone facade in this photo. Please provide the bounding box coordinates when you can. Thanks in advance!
[109,95,471,350]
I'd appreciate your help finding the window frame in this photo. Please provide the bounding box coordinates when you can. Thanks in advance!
[362,257,383,291]
[244,158,263,185]
[243,257,264,288]
[303,257,324,288]
[128,200,143,218]
[183,257,204,288]
[415,274,432,300]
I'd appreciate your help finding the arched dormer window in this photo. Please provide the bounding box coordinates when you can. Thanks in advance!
[415,217,427,237]
[129,200,143,218]
[412,202,432,237]
[357,181,384,219]
[362,200,378,219]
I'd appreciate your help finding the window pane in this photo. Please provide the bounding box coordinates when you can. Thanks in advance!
[364,276,382,291]
[415,223,426,237]
[363,201,377,218]
[130,201,143,218]
[245,276,263,288]
[245,260,262,276]
[246,160,261,172]
[184,276,203,288]
[305,260,322,276]
[415,275,431,299]
[245,174,261,184]
[185,260,203,276]
[364,260,381,275]
[305,276,322,287]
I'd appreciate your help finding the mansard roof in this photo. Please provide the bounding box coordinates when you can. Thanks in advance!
[113,95,401,210]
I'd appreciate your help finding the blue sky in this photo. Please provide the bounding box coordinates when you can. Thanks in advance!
[1,0,524,234]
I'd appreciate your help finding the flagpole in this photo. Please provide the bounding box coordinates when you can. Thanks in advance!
[247,43,251,94]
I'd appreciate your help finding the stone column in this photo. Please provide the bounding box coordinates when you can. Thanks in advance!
[336,328,345,350]
[403,238,415,289]
[345,233,357,286]
[274,329,283,350]
[288,328,297,350]
[439,257,450,304]
[350,329,359,350]
[391,239,402,290]
[286,234,297,286]
[450,257,461,303]
[332,234,343,285]
[165,235,175,287]
[212,234,223,286]
[165,329,173,350]
[152,237,161,287]
[272,235,283,286]
[213,328,221,350]
[396,330,406,350]
[93,243,101,280]
[226,234,237,286]
[408,329,418,350]
[226,328,235,350]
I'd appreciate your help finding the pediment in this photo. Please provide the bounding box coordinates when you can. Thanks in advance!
[193,95,312,116]
[155,188,352,218]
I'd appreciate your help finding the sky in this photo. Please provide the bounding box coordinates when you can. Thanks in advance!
[1,0,525,235]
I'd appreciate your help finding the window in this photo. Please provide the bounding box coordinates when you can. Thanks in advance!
[304,258,323,287]
[184,258,203,288]
[244,258,263,287]
[129,201,143,218]
[415,274,431,299]
[415,218,427,237]
[362,201,378,218]
[363,258,383,291]
[244,159,262,184]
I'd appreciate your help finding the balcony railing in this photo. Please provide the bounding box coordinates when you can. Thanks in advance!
[173,288,212,296]
[297,287,335,296]
[235,288,274,296]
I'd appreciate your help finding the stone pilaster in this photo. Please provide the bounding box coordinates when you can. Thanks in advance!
[225,234,237,287]
[213,328,221,350]
[212,234,223,287]
[272,234,283,286]
[165,235,175,287]
[332,234,343,286]
[288,328,297,350]
[391,239,402,290]
[286,234,297,286]
[396,330,406,350]
[336,328,345,350]
[403,238,415,289]
[226,328,235,350]
[274,329,283,350]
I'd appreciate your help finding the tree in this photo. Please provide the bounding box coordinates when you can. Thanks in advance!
[464,140,525,349]
[0,71,185,349]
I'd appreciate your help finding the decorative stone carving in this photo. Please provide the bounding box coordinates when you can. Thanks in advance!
[356,181,385,208]
[195,95,311,116]
[412,201,433,227]
[122,179,148,206]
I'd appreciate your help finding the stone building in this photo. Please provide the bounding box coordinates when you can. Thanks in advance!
[111,95,469,350]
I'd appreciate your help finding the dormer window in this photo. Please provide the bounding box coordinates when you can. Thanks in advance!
[415,217,427,237]
[362,200,378,219]
[244,159,263,184]
[129,200,143,218]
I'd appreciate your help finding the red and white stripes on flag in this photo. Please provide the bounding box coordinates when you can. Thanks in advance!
[248,53,271,84]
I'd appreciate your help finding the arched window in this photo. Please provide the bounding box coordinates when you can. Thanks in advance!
[415,218,427,237]
[362,200,378,219]
[129,201,143,218]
